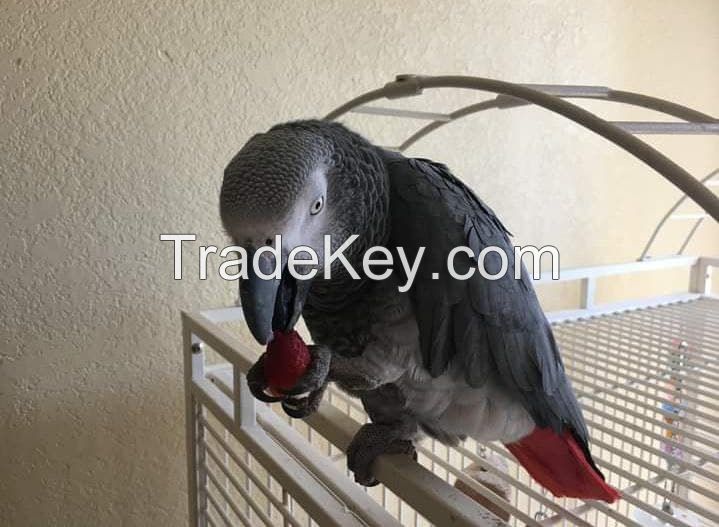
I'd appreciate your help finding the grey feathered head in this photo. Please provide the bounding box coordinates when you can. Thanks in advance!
[220,120,389,344]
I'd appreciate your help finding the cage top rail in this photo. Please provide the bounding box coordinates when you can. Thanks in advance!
[324,74,719,223]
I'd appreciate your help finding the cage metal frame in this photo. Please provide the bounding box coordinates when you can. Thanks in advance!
[183,74,718,526]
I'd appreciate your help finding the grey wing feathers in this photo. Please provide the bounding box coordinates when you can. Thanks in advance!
[385,155,588,442]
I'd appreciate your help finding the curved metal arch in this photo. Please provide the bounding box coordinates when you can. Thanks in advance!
[639,168,719,260]
[398,89,718,151]
[324,75,719,222]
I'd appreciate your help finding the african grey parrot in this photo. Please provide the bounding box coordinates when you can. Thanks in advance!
[219,120,619,502]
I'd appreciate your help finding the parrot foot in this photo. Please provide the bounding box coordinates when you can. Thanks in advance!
[246,354,283,403]
[247,346,331,418]
[281,383,327,418]
[279,345,330,418]
[347,423,417,487]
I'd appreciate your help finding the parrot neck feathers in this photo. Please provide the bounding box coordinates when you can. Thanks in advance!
[292,121,392,311]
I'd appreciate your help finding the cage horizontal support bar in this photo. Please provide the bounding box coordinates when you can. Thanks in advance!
[542,464,700,527]
[558,323,719,404]
[537,255,698,283]
[592,454,716,527]
[559,321,719,393]
[517,84,612,97]
[582,426,719,505]
[350,106,453,121]
[661,299,719,332]
[562,327,719,398]
[571,374,719,459]
[610,122,719,134]
[546,293,702,324]
[391,85,718,151]
[205,489,234,527]
[562,339,719,423]
[570,358,711,443]
[603,313,719,369]
[578,314,719,383]
[204,443,276,527]
[255,405,403,527]
[205,467,253,526]
[624,308,719,358]
[499,86,717,122]
[609,308,719,365]
[578,402,719,479]
[199,415,303,527]
[199,306,245,324]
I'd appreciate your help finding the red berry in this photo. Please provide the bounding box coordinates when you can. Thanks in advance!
[264,330,311,393]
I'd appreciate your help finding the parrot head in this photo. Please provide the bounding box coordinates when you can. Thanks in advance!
[219,121,388,345]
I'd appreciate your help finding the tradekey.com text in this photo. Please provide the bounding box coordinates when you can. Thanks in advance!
[159,234,560,292]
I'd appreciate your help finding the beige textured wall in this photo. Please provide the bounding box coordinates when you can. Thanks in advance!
[2,1,717,525]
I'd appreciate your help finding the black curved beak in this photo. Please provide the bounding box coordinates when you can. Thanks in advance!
[239,249,312,345]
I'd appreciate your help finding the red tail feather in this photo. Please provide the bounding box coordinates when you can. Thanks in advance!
[505,427,620,503]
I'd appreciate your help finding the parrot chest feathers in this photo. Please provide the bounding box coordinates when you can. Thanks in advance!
[393,372,536,444]
[307,277,536,444]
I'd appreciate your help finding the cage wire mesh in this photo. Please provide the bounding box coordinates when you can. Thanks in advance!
[187,76,718,526]
[192,297,719,527]
[198,407,317,527]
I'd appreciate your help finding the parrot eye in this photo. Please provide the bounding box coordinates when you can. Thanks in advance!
[310,195,324,215]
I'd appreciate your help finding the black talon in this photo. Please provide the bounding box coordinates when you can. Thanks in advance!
[281,384,326,418]
[247,354,284,403]
[281,398,308,418]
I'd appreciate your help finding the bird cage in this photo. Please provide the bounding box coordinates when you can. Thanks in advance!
[183,74,719,527]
